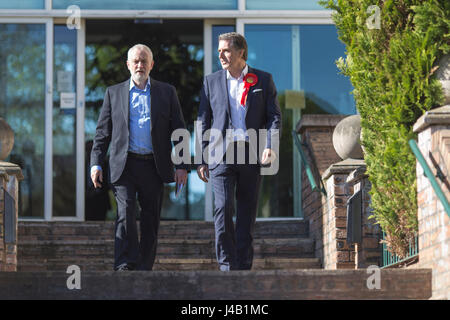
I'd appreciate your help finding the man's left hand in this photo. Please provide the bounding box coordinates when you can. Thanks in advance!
[174,169,188,186]
[261,148,277,165]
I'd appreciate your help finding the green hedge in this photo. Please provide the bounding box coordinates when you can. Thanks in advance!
[320,0,449,257]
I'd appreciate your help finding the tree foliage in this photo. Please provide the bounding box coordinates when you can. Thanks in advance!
[320,0,449,257]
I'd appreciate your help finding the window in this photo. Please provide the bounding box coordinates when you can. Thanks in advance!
[246,0,325,10]
[53,0,237,10]
[0,0,44,9]
[0,23,46,218]
[245,24,356,217]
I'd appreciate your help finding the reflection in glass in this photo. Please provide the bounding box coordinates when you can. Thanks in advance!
[246,0,325,10]
[53,0,236,10]
[0,0,44,9]
[299,25,356,115]
[85,19,205,220]
[53,25,77,217]
[0,24,46,218]
[245,24,356,217]
[246,24,355,114]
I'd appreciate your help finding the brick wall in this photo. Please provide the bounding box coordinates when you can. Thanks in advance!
[296,115,346,265]
[414,105,450,299]
[296,115,383,270]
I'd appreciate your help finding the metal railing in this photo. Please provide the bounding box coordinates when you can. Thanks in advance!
[292,130,327,196]
[409,139,450,217]
[382,232,418,268]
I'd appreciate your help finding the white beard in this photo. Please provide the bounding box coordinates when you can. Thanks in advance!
[132,72,147,84]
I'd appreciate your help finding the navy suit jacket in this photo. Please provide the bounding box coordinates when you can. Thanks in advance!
[197,66,282,169]
[91,78,188,184]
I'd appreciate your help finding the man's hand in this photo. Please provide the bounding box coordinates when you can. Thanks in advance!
[197,164,209,183]
[174,169,188,186]
[91,169,103,188]
[261,148,277,165]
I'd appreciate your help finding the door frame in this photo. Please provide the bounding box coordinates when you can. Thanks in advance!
[203,19,236,221]
[51,18,86,221]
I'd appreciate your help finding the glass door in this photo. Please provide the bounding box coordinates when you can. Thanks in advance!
[0,19,51,220]
[84,19,204,221]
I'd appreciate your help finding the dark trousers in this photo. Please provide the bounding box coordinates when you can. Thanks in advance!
[210,142,262,271]
[110,155,164,271]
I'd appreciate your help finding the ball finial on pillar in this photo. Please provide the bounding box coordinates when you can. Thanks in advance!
[0,118,14,161]
[332,115,364,160]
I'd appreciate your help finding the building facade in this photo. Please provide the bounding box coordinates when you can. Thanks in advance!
[0,0,356,221]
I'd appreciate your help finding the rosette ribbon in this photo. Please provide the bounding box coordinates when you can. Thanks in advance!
[240,73,258,107]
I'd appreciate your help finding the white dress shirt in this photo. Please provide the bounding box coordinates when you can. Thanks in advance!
[227,65,248,142]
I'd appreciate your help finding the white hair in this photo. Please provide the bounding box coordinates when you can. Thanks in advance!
[127,44,153,62]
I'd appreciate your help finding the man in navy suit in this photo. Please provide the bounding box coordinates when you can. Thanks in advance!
[197,32,282,271]
[91,44,188,271]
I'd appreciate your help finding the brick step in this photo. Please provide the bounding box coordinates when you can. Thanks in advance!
[18,238,315,261]
[18,219,309,240]
[0,269,432,300]
[154,258,322,271]
[18,258,321,272]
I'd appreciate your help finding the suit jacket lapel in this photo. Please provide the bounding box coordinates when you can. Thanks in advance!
[120,79,130,129]
[150,77,158,133]
[221,70,233,126]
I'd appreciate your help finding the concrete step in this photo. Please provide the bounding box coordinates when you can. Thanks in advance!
[18,219,309,240]
[154,258,322,271]
[18,238,315,258]
[0,269,432,300]
[17,258,321,272]
[17,220,314,272]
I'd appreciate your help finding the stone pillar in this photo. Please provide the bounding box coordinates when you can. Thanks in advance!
[0,118,23,272]
[0,164,23,271]
[321,159,364,269]
[413,105,450,299]
[319,115,382,269]
[346,167,383,268]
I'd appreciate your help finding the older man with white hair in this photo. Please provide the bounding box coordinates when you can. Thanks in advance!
[90,44,188,271]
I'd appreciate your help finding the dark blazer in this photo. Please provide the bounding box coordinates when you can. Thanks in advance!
[197,66,282,169]
[91,78,188,184]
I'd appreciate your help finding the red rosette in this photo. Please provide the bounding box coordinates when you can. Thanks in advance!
[240,73,258,107]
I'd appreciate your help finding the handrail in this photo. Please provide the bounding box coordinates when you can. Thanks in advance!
[292,130,326,195]
[408,139,450,217]
[381,232,418,268]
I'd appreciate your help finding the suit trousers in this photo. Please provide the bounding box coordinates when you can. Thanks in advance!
[110,155,164,271]
[210,141,262,271]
